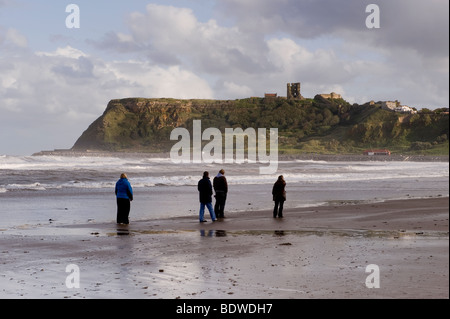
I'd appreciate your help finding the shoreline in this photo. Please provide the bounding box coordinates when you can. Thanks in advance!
[31,150,449,162]
[1,197,448,299]
[62,197,450,233]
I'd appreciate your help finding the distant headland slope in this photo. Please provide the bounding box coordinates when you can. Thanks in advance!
[70,96,449,155]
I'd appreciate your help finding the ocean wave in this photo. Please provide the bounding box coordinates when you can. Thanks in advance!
[1,156,448,193]
[293,159,328,164]
[2,169,447,193]
[5,183,48,191]
[1,155,448,174]
[0,155,139,170]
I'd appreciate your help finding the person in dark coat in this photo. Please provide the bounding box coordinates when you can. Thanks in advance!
[115,173,133,224]
[197,171,217,223]
[213,169,228,218]
[272,175,286,218]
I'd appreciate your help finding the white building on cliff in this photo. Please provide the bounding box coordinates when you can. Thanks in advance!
[381,101,417,114]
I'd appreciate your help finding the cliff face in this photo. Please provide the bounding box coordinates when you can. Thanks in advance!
[73,98,197,152]
[71,97,449,154]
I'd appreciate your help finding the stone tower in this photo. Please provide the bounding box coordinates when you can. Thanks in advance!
[287,83,302,99]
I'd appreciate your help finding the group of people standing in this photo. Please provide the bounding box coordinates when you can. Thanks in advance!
[197,169,228,222]
[114,170,286,225]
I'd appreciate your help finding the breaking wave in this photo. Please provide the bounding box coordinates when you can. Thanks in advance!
[0,155,448,193]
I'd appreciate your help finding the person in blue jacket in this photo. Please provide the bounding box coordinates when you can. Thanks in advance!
[197,171,217,223]
[115,173,133,224]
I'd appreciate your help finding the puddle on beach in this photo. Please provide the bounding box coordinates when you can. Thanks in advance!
[5,221,447,240]
[229,229,449,239]
[104,227,448,239]
[106,229,197,237]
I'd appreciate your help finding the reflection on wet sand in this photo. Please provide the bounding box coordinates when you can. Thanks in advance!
[274,230,285,237]
[200,230,227,237]
[116,228,130,236]
[106,227,447,239]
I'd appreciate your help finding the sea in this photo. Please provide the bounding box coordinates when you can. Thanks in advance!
[0,155,448,229]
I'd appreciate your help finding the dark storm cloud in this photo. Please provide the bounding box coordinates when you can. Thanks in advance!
[216,0,449,59]
[216,0,366,36]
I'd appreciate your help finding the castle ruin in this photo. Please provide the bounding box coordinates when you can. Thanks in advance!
[287,83,303,100]
[319,92,342,100]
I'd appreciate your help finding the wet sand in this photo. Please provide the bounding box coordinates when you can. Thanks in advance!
[0,197,448,299]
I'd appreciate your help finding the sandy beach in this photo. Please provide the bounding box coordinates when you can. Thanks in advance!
[0,196,448,299]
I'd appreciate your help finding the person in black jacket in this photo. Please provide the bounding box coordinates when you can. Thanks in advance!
[197,171,217,223]
[272,175,286,218]
[213,169,228,218]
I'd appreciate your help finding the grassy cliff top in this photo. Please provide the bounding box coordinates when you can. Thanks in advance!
[72,96,449,155]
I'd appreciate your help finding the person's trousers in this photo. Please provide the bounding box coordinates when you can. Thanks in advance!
[214,192,227,218]
[117,198,131,224]
[273,200,284,218]
[199,202,216,222]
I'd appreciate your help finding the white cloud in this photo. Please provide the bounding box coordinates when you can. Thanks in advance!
[1,46,214,115]
[102,61,214,99]
[94,4,269,76]
[5,28,27,47]
[223,81,253,98]
[0,36,214,154]
[36,46,87,59]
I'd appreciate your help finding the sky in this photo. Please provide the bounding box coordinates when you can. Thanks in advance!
[0,0,448,155]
